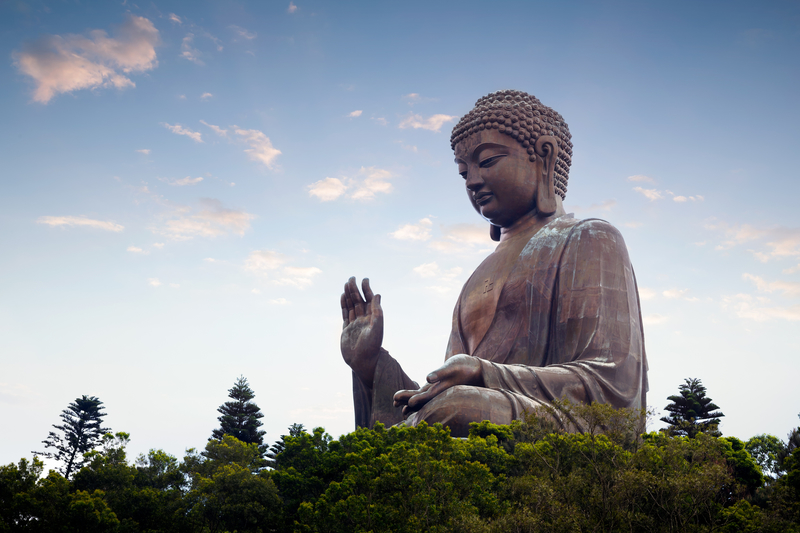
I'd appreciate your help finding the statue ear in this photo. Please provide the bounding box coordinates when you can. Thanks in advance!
[534,135,559,217]
[489,224,501,242]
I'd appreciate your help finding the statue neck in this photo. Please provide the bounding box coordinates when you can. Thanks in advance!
[499,198,566,243]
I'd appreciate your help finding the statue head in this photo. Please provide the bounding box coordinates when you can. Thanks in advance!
[451,90,573,240]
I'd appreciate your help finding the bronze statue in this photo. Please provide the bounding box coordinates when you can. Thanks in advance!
[340,90,648,437]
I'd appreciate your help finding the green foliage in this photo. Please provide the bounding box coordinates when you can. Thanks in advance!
[34,396,110,479]
[661,378,725,438]
[5,402,800,532]
[211,376,267,457]
[746,434,785,479]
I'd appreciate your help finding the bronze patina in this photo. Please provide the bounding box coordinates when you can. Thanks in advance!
[340,90,648,437]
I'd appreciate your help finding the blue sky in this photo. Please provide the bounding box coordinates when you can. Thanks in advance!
[1,0,799,464]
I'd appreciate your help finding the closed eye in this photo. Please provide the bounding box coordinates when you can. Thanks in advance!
[479,154,506,168]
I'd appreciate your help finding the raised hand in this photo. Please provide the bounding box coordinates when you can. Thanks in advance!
[340,277,383,388]
[392,354,483,415]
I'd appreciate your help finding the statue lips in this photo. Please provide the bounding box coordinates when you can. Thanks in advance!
[474,191,493,206]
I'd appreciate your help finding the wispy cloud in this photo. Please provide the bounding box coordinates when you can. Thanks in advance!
[162,123,203,143]
[228,25,256,40]
[722,294,800,322]
[632,187,664,201]
[168,13,182,24]
[154,199,255,240]
[348,110,363,117]
[627,175,655,183]
[200,92,213,100]
[127,245,148,254]
[163,176,203,186]
[638,287,656,300]
[233,127,281,168]
[148,278,161,287]
[307,167,395,201]
[399,113,457,132]
[743,273,800,298]
[180,33,203,65]
[37,215,123,232]
[662,288,699,302]
[200,120,228,137]
[287,1,298,13]
[244,250,321,288]
[13,15,159,103]
[571,199,616,214]
[136,148,150,155]
[412,261,464,294]
[706,219,800,260]
[633,187,704,203]
[392,218,432,241]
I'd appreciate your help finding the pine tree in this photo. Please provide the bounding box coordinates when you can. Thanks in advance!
[210,376,267,456]
[660,378,724,438]
[34,395,110,479]
[266,423,306,468]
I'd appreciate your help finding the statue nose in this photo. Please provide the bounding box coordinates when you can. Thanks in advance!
[465,169,483,191]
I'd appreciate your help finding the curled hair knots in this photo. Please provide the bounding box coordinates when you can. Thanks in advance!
[450,89,573,200]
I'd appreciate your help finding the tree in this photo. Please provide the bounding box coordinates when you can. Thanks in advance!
[746,434,785,479]
[660,378,724,438]
[34,395,110,479]
[266,423,305,468]
[210,376,267,456]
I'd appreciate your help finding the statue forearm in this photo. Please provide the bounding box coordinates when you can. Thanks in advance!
[352,348,417,429]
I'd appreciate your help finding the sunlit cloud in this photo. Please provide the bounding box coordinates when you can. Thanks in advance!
[662,288,699,302]
[399,113,457,132]
[200,92,213,100]
[270,298,289,305]
[136,148,150,155]
[722,294,800,322]
[643,314,668,325]
[13,15,159,103]
[372,117,388,126]
[148,278,161,287]
[127,245,148,254]
[228,25,256,40]
[37,215,124,232]
[287,1,298,14]
[162,123,203,143]
[638,287,656,300]
[200,120,228,137]
[307,167,394,201]
[348,110,363,117]
[153,243,165,249]
[632,187,663,201]
[391,218,432,241]
[244,250,321,288]
[154,199,255,240]
[429,223,494,253]
[307,177,347,201]
[168,13,182,24]
[232,126,281,168]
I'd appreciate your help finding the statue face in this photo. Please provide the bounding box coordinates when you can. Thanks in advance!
[454,129,541,228]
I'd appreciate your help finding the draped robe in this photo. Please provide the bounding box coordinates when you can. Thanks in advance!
[352,215,648,435]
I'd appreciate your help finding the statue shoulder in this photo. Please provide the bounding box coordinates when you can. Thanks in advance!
[565,217,632,263]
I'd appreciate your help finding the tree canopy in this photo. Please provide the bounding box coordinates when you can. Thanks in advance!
[210,376,267,456]
[660,378,725,438]
[33,395,110,480]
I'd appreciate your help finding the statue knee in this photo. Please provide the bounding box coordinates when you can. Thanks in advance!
[413,385,515,438]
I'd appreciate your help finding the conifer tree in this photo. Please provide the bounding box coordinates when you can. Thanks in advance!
[210,376,267,456]
[34,395,110,479]
[660,378,724,438]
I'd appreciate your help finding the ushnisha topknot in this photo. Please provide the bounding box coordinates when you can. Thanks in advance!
[450,89,573,199]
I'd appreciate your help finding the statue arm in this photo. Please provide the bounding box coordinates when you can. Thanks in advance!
[478,219,647,410]
[353,349,418,428]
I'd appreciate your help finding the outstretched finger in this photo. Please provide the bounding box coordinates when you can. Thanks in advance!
[340,292,349,325]
[362,278,374,302]
[348,277,366,317]
[344,280,357,323]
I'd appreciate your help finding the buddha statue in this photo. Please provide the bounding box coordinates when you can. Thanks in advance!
[340,90,648,437]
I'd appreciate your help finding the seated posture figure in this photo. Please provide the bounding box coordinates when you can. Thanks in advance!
[341,90,648,437]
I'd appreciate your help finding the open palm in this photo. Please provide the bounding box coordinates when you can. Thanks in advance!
[340,277,383,387]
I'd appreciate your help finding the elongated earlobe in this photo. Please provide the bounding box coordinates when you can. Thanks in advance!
[534,136,559,216]
[490,224,501,242]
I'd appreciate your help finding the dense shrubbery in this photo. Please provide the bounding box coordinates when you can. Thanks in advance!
[2,404,799,532]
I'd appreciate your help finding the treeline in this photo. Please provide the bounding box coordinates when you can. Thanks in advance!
[2,401,799,532]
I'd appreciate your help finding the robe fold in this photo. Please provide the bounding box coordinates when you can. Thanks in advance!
[352,215,648,431]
